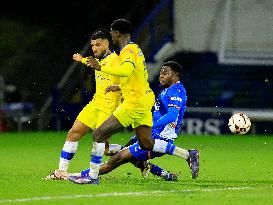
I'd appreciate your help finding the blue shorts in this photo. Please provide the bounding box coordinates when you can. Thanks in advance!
[128,142,164,161]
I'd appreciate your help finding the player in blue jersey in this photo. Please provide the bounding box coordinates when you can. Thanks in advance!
[69,61,199,183]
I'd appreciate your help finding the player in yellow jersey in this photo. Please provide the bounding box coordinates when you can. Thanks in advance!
[44,30,122,180]
[72,19,156,185]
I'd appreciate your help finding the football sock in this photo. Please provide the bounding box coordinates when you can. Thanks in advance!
[108,144,122,154]
[152,139,168,153]
[153,139,189,159]
[89,142,105,179]
[172,146,189,160]
[150,164,168,177]
[59,141,78,171]
[166,142,189,160]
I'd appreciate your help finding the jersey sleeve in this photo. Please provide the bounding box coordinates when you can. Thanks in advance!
[101,62,134,77]
[153,107,179,128]
[81,57,88,65]
[101,46,137,77]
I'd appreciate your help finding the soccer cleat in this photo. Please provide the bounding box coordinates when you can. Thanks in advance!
[141,161,151,179]
[69,175,100,185]
[43,170,68,180]
[163,173,178,181]
[187,149,199,179]
[67,173,82,181]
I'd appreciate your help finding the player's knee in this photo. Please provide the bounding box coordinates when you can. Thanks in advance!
[143,138,154,150]
[139,140,154,150]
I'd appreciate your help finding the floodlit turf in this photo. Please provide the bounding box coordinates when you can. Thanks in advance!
[0,131,272,205]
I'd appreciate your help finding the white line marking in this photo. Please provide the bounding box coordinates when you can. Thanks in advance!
[0,187,253,203]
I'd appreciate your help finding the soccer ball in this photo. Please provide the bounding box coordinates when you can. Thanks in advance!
[228,113,251,134]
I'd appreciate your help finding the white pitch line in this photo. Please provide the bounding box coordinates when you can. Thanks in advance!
[0,187,253,204]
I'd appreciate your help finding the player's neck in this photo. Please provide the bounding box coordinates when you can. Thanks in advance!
[104,49,111,56]
[98,50,111,60]
[170,79,180,86]
[119,37,131,49]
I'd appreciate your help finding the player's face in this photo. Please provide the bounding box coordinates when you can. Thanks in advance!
[90,38,109,59]
[159,66,174,87]
[110,30,119,46]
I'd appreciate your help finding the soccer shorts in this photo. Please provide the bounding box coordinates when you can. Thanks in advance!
[113,91,155,128]
[128,142,164,161]
[77,100,111,130]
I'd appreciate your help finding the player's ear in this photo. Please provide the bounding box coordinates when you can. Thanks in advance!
[105,39,109,47]
[117,31,122,38]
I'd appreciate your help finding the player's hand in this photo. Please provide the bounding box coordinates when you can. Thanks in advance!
[105,85,121,93]
[86,56,101,71]
[73,53,83,62]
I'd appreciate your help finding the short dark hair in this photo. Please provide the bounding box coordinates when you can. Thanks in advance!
[162,61,182,79]
[91,30,110,40]
[111,19,132,34]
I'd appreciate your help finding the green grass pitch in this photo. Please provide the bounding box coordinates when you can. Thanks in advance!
[0,132,272,205]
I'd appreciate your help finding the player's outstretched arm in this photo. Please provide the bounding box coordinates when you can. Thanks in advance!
[101,62,134,77]
[87,56,134,77]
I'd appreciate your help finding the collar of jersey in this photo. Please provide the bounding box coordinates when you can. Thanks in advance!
[169,81,180,87]
[114,42,135,55]
[101,51,112,59]
[166,81,180,90]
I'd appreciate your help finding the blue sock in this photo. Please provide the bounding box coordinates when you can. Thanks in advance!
[150,164,164,177]
[165,142,176,155]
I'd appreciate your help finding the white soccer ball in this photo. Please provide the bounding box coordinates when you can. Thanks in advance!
[228,113,251,134]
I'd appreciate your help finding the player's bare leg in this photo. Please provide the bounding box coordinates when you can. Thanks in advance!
[69,147,132,183]
[66,119,91,141]
[135,125,154,150]
[92,115,124,142]
[99,148,132,175]
[98,147,178,181]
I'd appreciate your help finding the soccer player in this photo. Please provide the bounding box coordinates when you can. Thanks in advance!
[44,30,122,180]
[74,19,156,184]
[69,61,199,184]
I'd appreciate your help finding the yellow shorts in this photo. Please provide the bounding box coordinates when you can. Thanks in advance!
[77,100,111,130]
[113,91,155,128]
